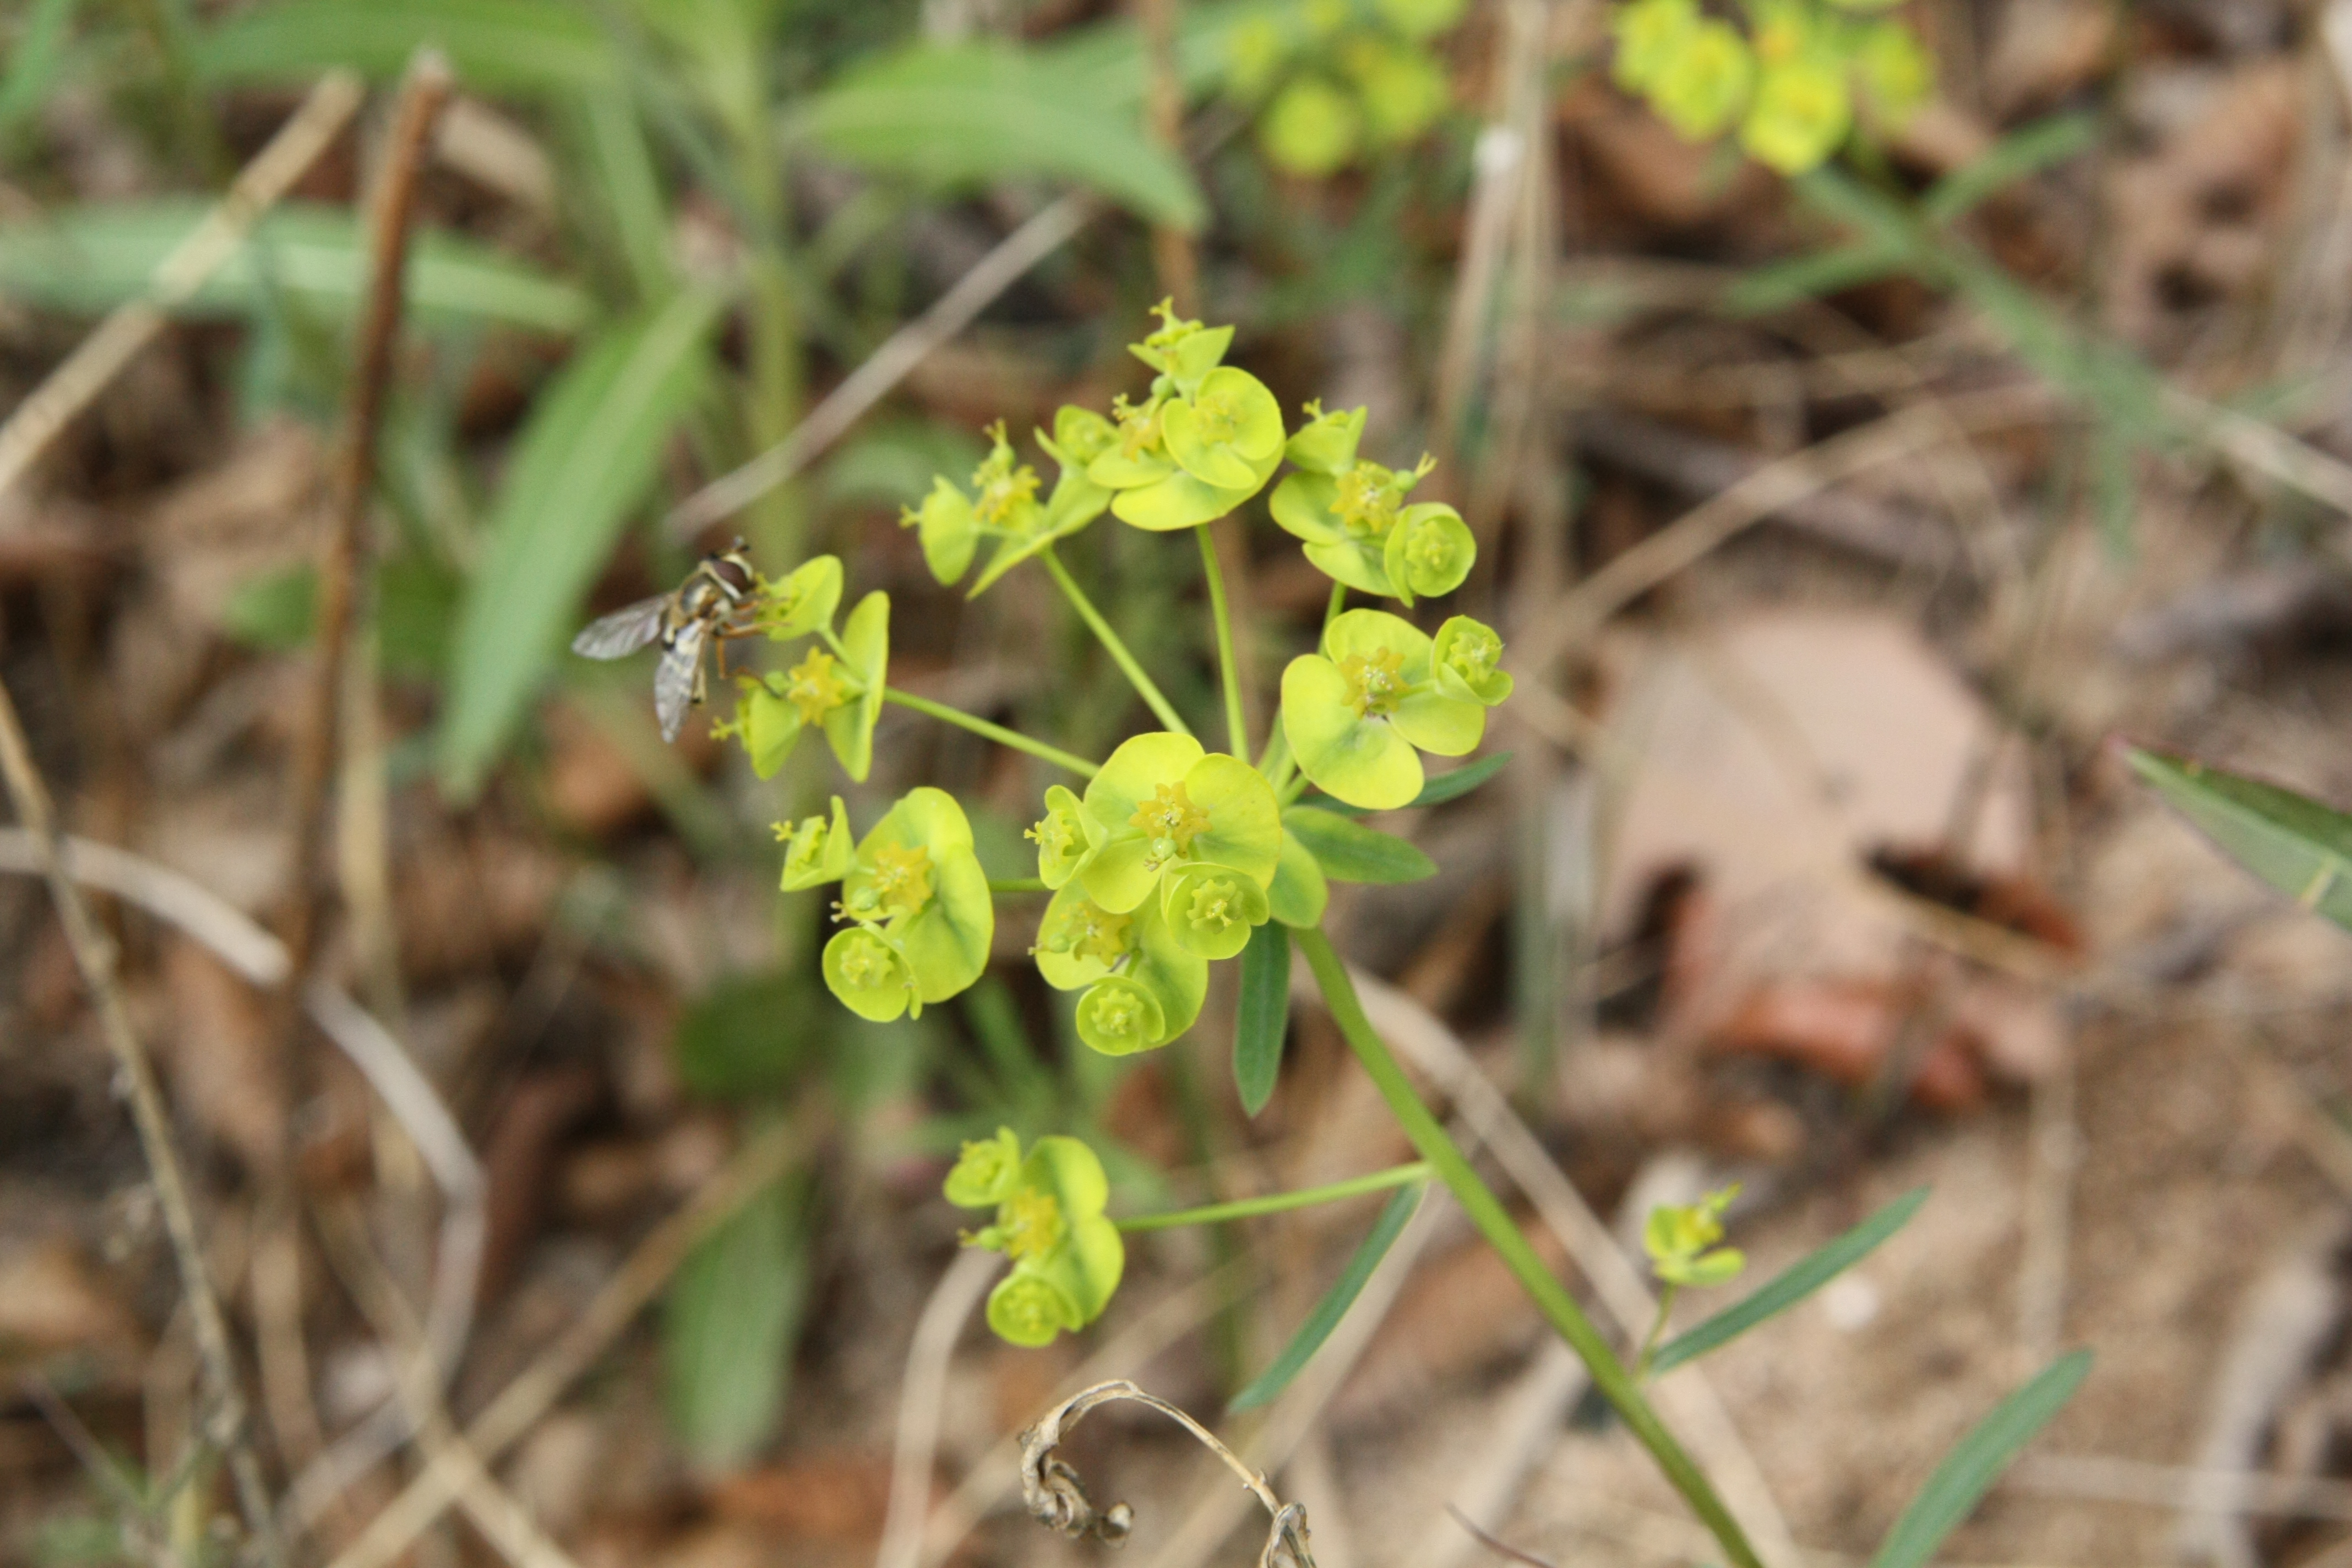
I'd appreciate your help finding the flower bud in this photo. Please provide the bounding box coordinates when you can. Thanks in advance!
[944,1126,1023,1208]
[986,1270,1082,1348]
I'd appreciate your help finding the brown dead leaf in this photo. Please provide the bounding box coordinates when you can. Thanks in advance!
[707,1450,896,1542]
[543,700,656,839]
[1984,0,2113,118]
[160,935,286,1173]
[0,1239,145,1366]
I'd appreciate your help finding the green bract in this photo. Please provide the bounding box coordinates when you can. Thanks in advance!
[1089,308,1282,532]
[1027,783,1102,890]
[1034,886,1208,1054]
[1162,862,1270,961]
[818,787,992,1021]
[1077,732,1282,919]
[754,554,843,640]
[943,1126,1022,1208]
[721,586,889,782]
[962,406,1115,596]
[903,415,1116,600]
[1270,406,1470,604]
[1268,827,1332,928]
[1281,609,1487,811]
[946,1133,1124,1348]
[775,795,853,890]
[1434,615,1514,707]
[1653,19,1754,140]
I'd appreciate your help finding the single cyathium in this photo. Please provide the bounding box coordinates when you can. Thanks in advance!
[1020,1380,1314,1568]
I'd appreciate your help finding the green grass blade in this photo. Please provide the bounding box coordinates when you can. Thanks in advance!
[787,42,1205,231]
[1228,1182,1423,1412]
[1281,805,1436,884]
[1872,1350,2092,1568]
[193,0,619,94]
[1648,1188,1929,1376]
[0,0,78,138]
[1726,241,1906,317]
[1234,922,1289,1117]
[2131,748,2352,933]
[0,201,592,333]
[663,1168,812,1468]
[1921,112,2097,226]
[438,290,723,799]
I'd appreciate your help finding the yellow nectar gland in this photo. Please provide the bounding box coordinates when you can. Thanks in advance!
[1447,632,1500,683]
[1332,464,1402,538]
[1026,808,1079,862]
[1341,647,1408,718]
[999,1186,1066,1262]
[836,931,896,990]
[1186,875,1245,934]
[785,647,852,723]
[866,842,934,918]
[1130,781,1211,866]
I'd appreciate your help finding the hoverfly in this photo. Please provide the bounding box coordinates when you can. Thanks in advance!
[570,541,761,742]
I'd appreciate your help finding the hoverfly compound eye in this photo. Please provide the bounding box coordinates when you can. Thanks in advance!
[711,555,754,594]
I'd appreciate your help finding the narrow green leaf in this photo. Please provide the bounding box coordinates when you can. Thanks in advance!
[193,0,619,94]
[0,202,593,334]
[676,968,814,1100]
[1872,1350,2092,1568]
[1409,751,1513,808]
[1229,1182,1422,1412]
[1921,112,2098,226]
[0,0,78,138]
[1648,1187,1929,1376]
[787,43,1205,231]
[1234,922,1289,1117]
[438,290,722,798]
[2131,748,2352,933]
[1282,805,1436,884]
[663,1169,811,1468]
[1727,241,1907,317]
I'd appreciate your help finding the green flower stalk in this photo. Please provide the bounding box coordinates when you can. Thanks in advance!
[1281,609,1501,810]
[1271,402,1473,605]
[722,587,890,782]
[817,787,992,1021]
[945,1130,1125,1347]
[1089,306,1286,532]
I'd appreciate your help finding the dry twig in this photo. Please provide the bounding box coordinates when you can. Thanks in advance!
[0,73,364,507]
[0,677,281,1568]
[873,1246,1000,1568]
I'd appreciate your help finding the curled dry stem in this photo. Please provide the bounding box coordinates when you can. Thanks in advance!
[1019,1380,1313,1568]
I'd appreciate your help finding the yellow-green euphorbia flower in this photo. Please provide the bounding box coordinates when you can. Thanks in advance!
[1433,614,1515,707]
[774,795,853,891]
[1033,885,1208,1054]
[945,1131,1125,1347]
[1343,35,1451,146]
[1742,53,1852,173]
[1651,18,1755,141]
[752,554,843,641]
[1643,1184,1746,1288]
[726,590,890,782]
[1281,609,1490,810]
[1075,733,1282,941]
[1611,0,1697,93]
[819,787,992,1022]
[1853,21,1932,123]
[1262,74,1363,177]
[1270,402,1472,605]
[1089,307,1284,532]
[1027,783,1103,890]
[906,415,1116,598]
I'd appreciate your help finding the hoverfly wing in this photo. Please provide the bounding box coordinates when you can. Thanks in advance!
[570,596,670,660]
[652,618,709,743]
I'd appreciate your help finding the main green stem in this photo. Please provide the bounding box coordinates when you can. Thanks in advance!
[1117,1162,1432,1233]
[1040,546,1193,738]
[1197,525,1248,756]
[881,688,1098,778]
[1293,927,1765,1568]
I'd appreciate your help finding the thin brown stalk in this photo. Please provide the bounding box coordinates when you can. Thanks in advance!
[0,73,363,505]
[279,50,453,1007]
[0,676,281,1568]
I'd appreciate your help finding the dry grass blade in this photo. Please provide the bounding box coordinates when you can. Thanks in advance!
[1021,1380,1311,1567]
[0,677,281,1568]
[0,71,364,507]
[873,1247,999,1568]
[1446,1504,1558,1568]
[662,193,1095,540]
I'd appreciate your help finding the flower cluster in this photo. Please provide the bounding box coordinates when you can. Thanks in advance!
[1223,0,1466,179]
[1282,608,1511,810]
[1272,403,1472,606]
[809,787,994,1023]
[1030,733,1282,1055]
[1610,0,1934,175]
[1643,1184,1747,1288]
[945,1129,1124,1346]
[712,554,890,782]
[904,415,1113,596]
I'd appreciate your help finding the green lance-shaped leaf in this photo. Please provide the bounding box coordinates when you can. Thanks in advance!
[0,201,594,334]
[1300,750,1517,818]
[1233,922,1291,1116]
[1648,1187,1929,1376]
[1229,1182,1424,1412]
[0,0,77,141]
[193,0,623,93]
[1871,1351,2093,1568]
[1282,806,1436,885]
[789,42,1206,231]
[663,1170,811,1468]
[2130,748,2352,933]
[439,290,722,799]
